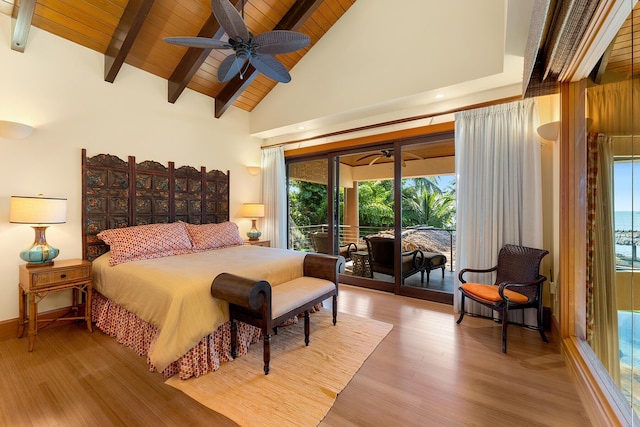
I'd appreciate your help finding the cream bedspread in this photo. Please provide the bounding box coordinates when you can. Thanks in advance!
[92,245,306,372]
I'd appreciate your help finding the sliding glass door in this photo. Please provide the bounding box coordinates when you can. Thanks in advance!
[286,132,455,302]
[332,147,396,292]
[287,157,329,254]
[399,141,456,300]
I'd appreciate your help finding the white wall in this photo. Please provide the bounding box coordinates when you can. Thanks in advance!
[0,15,262,321]
[250,0,507,136]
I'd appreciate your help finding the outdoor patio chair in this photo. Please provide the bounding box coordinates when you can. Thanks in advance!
[456,244,549,353]
[310,232,365,261]
[364,236,428,284]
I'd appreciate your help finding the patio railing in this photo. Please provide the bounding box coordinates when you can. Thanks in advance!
[289,223,456,270]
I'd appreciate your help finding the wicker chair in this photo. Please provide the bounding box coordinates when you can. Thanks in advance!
[456,244,549,353]
[310,232,365,261]
[365,236,428,284]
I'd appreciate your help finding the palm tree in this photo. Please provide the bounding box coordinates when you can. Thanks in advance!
[402,176,456,229]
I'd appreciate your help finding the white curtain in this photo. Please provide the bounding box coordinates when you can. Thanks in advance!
[454,98,543,324]
[261,146,287,248]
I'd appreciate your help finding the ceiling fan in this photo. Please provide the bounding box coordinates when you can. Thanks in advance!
[164,0,310,83]
[357,149,424,167]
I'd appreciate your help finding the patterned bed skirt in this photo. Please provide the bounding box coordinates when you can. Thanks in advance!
[91,291,263,379]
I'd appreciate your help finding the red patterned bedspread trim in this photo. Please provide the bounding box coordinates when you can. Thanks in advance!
[91,291,262,379]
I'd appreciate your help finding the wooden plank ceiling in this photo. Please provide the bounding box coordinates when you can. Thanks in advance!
[9,0,355,117]
[604,2,640,77]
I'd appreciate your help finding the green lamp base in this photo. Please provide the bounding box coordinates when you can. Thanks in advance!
[20,226,60,267]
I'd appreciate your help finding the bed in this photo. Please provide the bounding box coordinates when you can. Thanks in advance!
[81,150,318,379]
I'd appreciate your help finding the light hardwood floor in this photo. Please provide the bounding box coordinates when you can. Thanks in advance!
[0,285,590,426]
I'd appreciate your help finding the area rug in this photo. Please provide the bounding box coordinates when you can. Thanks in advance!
[166,310,393,427]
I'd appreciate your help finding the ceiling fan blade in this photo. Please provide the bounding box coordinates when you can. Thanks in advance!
[356,153,381,162]
[369,156,382,166]
[211,0,250,41]
[253,30,310,54]
[251,54,291,83]
[164,37,231,49]
[218,54,245,82]
[404,152,424,161]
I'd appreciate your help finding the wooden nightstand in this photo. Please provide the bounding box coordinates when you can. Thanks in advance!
[18,259,93,351]
[245,239,271,247]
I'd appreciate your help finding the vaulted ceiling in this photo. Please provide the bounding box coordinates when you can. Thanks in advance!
[7,0,633,143]
[5,0,355,118]
[4,0,541,141]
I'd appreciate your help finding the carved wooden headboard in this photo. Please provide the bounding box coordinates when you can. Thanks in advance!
[81,149,230,261]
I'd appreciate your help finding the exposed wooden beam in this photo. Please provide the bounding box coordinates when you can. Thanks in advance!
[214,69,259,117]
[167,1,243,104]
[274,0,323,31]
[168,14,225,104]
[11,0,36,52]
[214,0,323,118]
[104,0,155,83]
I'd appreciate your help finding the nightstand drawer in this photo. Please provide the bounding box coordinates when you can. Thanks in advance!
[30,266,91,289]
[19,259,92,291]
[245,240,271,247]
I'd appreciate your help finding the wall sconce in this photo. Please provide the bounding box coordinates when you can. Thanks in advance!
[0,120,33,139]
[247,166,261,176]
[242,203,265,241]
[9,195,67,267]
[537,121,560,142]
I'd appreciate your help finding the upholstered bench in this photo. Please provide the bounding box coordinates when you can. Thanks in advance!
[422,252,447,283]
[211,253,344,374]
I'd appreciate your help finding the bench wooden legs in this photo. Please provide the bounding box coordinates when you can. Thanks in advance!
[231,320,238,359]
[332,295,337,325]
[228,295,338,375]
[231,322,274,375]
[263,333,271,375]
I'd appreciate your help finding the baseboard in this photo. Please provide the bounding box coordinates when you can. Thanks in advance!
[0,305,87,342]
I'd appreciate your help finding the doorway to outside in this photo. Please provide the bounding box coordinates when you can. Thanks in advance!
[286,136,456,304]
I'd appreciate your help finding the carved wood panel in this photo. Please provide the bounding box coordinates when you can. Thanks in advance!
[82,149,230,261]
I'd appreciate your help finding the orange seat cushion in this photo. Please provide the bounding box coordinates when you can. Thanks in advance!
[460,283,528,304]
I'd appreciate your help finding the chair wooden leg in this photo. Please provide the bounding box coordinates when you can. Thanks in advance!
[537,305,549,343]
[456,294,466,324]
[502,307,509,353]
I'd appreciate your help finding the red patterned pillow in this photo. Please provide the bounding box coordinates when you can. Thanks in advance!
[184,221,244,251]
[97,222,194,266]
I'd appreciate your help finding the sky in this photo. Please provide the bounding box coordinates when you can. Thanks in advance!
[614,161,639,212]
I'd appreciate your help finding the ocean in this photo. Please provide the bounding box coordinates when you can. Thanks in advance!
[615,211,640,259]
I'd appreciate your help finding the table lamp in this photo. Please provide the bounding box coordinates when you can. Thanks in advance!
[242,203,264,241]
[10,195,67,267]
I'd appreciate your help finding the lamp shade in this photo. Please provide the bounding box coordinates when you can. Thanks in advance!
[537,121,560,141]
[242,203,264,218]
[0,121,33,139]
[10,196,67,224]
